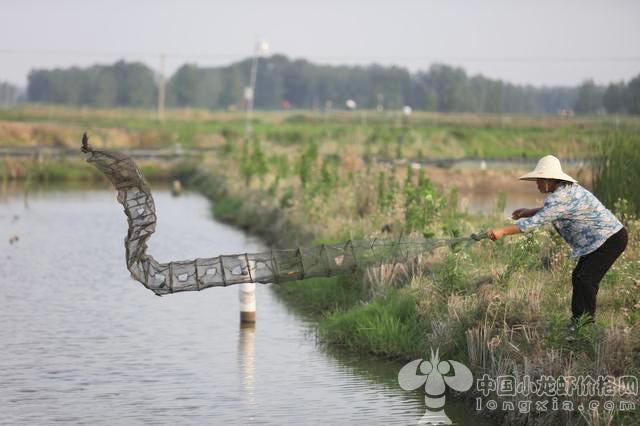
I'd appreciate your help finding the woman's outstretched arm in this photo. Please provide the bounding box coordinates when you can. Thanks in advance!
[511,207,542,219]
[488,224,521,241]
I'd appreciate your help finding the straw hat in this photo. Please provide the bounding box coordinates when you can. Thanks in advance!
[518,155,577,183]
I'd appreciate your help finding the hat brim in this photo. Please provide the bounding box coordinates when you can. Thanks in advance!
[518,171,577,183]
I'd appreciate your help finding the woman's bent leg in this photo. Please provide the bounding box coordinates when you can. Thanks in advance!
[570,228,628,321]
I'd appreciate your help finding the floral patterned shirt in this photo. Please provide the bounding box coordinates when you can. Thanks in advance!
[516,184,623,258]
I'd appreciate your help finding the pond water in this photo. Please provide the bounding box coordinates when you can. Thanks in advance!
[0,186,489,425]
[456,188,545,216]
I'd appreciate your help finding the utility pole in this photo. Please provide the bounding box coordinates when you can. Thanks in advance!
[157,54,166,122]
[244,40,269,136]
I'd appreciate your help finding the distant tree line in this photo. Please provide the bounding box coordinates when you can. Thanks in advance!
[27,61,157,107]
[24,56,640,114]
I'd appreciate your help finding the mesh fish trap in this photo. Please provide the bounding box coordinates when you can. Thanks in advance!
[81,134,482,296]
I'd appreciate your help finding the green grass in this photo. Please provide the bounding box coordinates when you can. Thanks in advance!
[594,131,640,215]
[0,157,199,183]
[319,290,426,359]
[274,275,365,314]
[3,105,640,159]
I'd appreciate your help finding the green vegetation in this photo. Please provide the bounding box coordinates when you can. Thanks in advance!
[275,276,365,315]
[28,61,157,107]
[3,106,640,162]
[0,155,197,184]
[594,131,640,216]
[320,290,426,358]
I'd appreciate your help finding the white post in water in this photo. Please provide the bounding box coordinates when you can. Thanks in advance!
[239,261,257,323]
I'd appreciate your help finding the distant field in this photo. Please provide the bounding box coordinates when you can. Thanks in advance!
[1,105,638,160]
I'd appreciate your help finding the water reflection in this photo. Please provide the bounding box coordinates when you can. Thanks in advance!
[238,322,256,397]
[456,189,545,215]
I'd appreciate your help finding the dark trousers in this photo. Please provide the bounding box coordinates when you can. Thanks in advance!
[571,227,628,320]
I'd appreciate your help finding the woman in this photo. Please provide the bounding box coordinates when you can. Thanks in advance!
[488,155,627,325]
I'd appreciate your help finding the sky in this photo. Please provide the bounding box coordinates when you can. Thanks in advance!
[1,0,639,88]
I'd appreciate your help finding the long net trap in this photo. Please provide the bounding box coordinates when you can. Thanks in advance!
[81,134,486,296]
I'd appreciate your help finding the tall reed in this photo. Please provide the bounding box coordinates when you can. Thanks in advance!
[593,130,640,215]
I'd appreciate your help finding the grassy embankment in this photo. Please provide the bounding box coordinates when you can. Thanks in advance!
[2,106,640,425]
[186,113,640,426]
[190,127,640,426]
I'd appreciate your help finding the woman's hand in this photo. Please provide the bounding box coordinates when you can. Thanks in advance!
[511,208,529,220]
[488,225,521,241]
[488,228,505,241]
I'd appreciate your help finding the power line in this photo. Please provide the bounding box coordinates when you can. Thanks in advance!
[1,48,639,64]
[0,48,246,60]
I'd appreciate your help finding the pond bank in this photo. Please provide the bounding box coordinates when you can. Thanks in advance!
[186,165,640,426]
